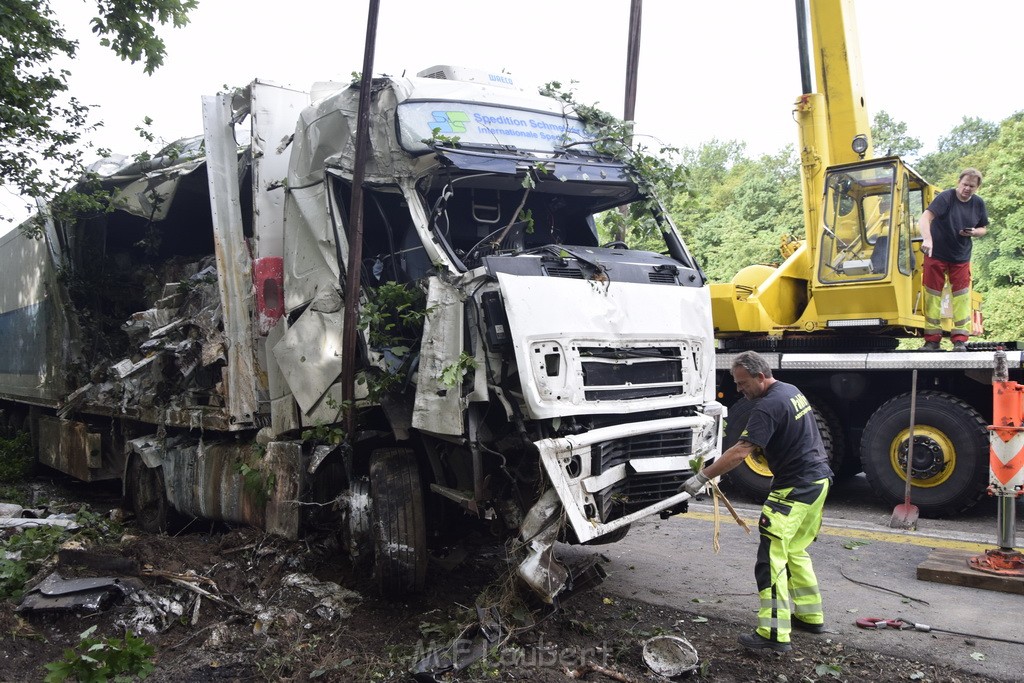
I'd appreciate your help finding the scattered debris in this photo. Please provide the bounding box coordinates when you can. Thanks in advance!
[410,605,505,682]
[642,635,700,678]
[17,572,140,613]
[280,572,361,620]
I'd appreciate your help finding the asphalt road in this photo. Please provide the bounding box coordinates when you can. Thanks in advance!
[562,475,1024,681]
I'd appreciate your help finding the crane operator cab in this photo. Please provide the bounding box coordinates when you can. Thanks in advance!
[818,160,919,283]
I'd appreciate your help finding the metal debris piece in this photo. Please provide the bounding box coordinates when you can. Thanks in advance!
[517,488,569,603]
[281,572,361,620]
[0,517,79,530]
[642,635,700,678]
[17,572,141,614]
[0,503,25,518]
[410,606,505,682]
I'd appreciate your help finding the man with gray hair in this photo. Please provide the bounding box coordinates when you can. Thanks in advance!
[681,350,833,652]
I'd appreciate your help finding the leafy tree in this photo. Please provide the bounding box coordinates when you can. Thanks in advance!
[972,116,1024,291]
[916,116,999,185]
[871,110,922,159]
[670,144,801,282]
[1,0,198,226]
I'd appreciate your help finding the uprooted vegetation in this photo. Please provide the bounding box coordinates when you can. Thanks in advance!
[0,489,1004,683]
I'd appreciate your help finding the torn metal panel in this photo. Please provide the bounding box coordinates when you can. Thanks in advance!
[17,572,139,613]
[202,93,259,426]
[281,182,338,313]
[516,488,568,604]
[250,81,310,260]
[534,415,708,544]
[412,276,465,436]
[271,306,343,415]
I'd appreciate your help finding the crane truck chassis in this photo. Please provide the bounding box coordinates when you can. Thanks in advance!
[710,0,1023,516]
[0,69,723,599]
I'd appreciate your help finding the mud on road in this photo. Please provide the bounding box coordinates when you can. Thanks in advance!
[0,476,1004,683]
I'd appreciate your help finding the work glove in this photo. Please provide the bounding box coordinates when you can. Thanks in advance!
[680,470,709,497]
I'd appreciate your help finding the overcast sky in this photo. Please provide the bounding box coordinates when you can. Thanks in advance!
[2,0,1022,228]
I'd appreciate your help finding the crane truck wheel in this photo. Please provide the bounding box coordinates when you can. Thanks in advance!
[860,391,989,517]
[369,447,428,597]
[721,397,836,502]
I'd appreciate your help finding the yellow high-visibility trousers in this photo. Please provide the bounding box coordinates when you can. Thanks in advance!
[755,478,830,643]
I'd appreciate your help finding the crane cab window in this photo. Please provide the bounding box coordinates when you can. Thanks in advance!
[818,165,896,284]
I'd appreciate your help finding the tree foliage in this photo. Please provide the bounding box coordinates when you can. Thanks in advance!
[871,110,922,159]
[0,0,197,221]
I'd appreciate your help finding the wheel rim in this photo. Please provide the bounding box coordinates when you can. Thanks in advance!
[889,426,955,488]
[744,450,773,478]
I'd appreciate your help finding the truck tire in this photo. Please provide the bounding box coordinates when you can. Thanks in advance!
[127,456,170,533]
[369,447,428,596]
[860,391,988,517]
[808,396,859,480]
[723,397,836,502]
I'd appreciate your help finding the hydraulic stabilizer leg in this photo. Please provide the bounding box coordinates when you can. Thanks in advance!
[970,347,1024,575]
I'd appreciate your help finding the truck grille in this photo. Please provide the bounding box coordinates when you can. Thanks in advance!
[648,271,678,284]
[591,428,693,472]
[579,346,684,400]
[590,429,694,521]
[593,472,693,520]
[545,266,585,279]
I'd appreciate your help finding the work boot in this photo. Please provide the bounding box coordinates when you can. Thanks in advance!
[920,340,941,351]
[952,341,968,352]
[738,631,792,652]
[791,618,825,634]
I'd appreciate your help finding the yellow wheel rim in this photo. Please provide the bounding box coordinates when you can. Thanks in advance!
[744,450,773,478]
[889,425,955,488]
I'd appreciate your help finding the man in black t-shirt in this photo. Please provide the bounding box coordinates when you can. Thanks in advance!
[918,168,989,351]
[681,350,833,652]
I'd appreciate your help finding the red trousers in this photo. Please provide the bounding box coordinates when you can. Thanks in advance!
[922,257,972,343]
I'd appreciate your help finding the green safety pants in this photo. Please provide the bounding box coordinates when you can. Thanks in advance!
[755,478,830,643]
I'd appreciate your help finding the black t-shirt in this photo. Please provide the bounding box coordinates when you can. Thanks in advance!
[739,381,833,489]
[927,188,988,263]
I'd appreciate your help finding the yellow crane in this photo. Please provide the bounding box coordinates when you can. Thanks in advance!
[711,0,980,343]
[713,0,1010,519]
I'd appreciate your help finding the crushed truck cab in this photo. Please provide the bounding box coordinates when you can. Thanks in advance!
[1,70,722,599]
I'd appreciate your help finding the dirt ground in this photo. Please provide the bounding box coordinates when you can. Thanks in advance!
[0,476,1002,683]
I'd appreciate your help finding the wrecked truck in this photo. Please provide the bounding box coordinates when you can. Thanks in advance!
[0,68,723,599]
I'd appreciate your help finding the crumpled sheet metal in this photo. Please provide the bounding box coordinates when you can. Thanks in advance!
[17,572,141,613]
[271,304,343,415]
[516,488,569,603]
[410,605,504,682]
[281,572,361,620]
[412,276,465,437]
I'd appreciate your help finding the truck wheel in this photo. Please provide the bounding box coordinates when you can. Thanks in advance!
[807,396,858,480]
[723,397,836,502]
[860,391,988,517]
[127,457,170,533]
[369,447,428,596]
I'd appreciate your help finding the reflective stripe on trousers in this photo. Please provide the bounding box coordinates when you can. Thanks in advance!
[755,478,830,643]
[922,257,972,343]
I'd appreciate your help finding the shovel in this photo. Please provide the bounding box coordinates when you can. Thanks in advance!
[889,369,920,529]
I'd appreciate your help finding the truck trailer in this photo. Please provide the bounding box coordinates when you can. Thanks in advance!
[0,68,723,598]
